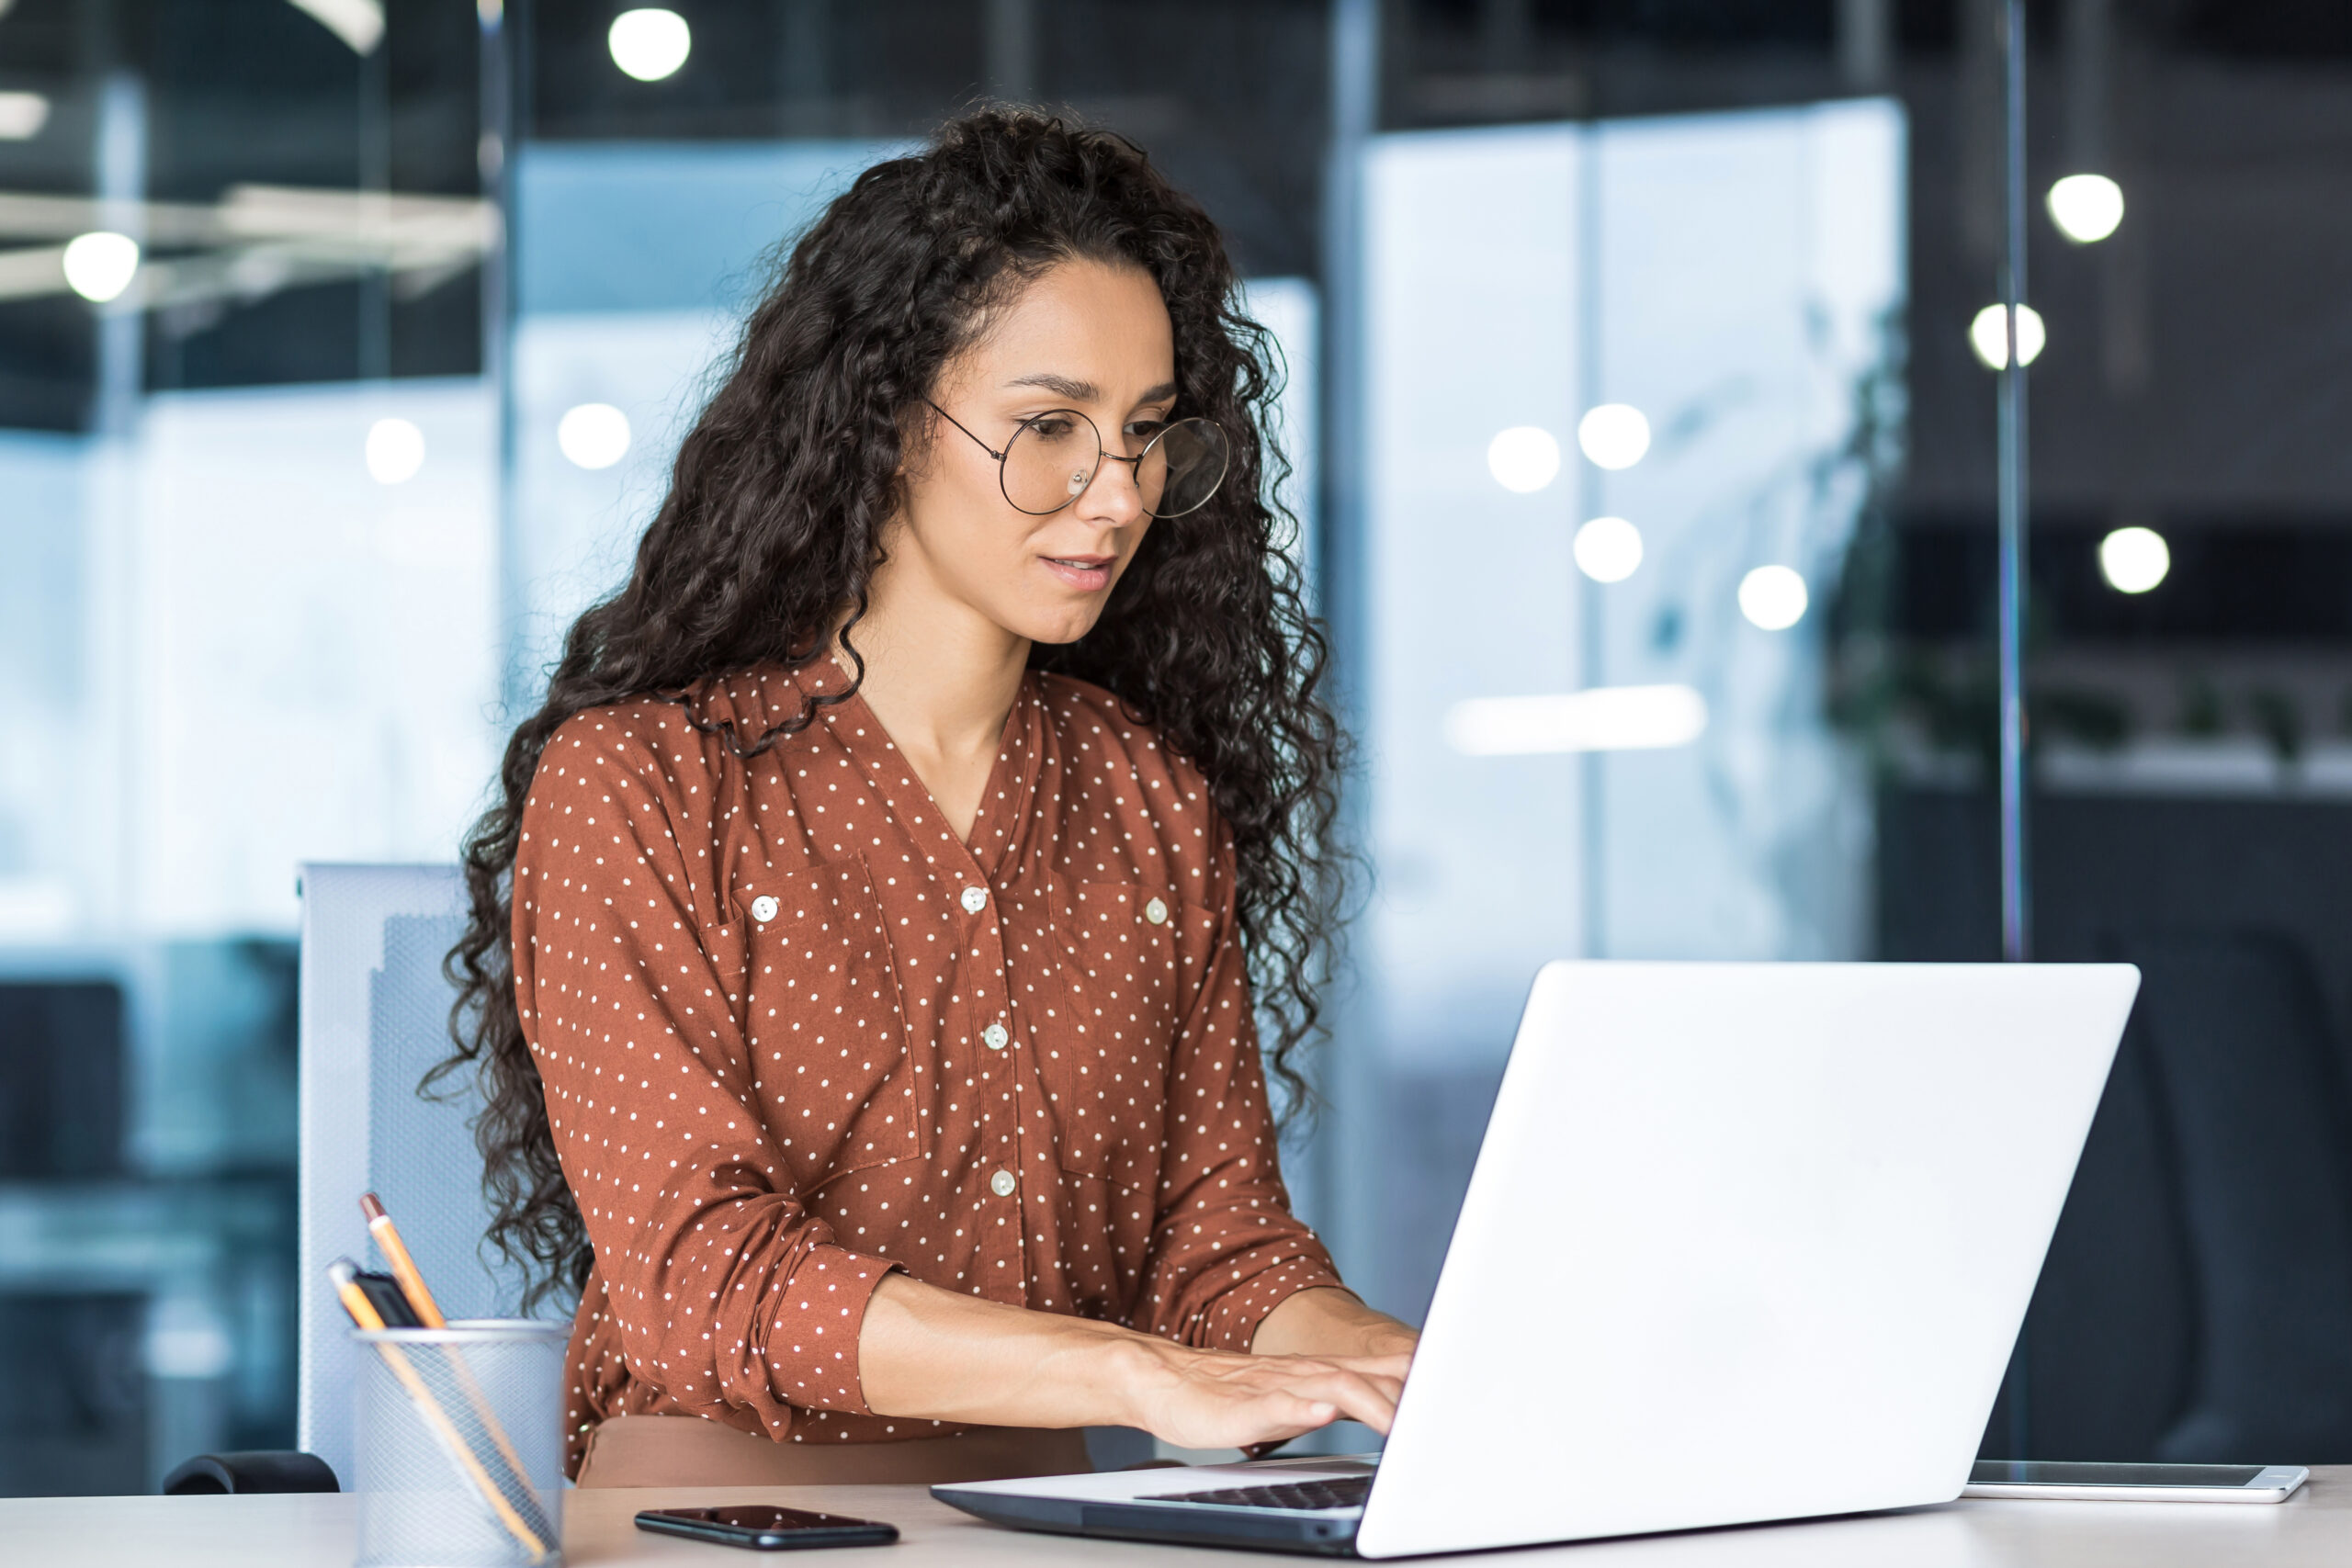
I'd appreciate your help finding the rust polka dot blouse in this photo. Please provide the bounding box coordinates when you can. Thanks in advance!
[511,661,1345,1473]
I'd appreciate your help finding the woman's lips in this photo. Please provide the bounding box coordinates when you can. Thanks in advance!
[1041,555,1114,591]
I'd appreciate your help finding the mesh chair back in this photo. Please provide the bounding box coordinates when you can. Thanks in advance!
[298,863,545,1485]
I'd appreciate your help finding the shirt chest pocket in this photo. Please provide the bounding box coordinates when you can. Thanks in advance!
[737,860,931,1190]
[1042,881,1185,1185]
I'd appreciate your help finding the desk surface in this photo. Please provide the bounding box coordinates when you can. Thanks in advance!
[6,1467,2350,1565]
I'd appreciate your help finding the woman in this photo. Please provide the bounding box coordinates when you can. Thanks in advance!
[442,109,1415,1488]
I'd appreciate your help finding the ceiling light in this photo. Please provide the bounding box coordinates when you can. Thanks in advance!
[610,8,692,81]
[366,417,425,485]
[62,231,140,303]
[558,402,633,470]
[1445,685,1709,756]
[2047,174,2124,243]
[1487,426,1560,494]
[1738,565,1809,630]
[1573,516,1643,583]
[1577,403,1651,470]
[1969,303,2046,369]
[2098,525,2169,593]
[0,92,50,141]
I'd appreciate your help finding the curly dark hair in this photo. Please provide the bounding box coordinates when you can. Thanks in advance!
[432,108,1348,1313]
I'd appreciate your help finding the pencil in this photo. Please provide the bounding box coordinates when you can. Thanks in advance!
[361,1192,447,1327]
[327,1258,551,1563]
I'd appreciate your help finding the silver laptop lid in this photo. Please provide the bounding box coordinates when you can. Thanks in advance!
[1358,961,2139,1558]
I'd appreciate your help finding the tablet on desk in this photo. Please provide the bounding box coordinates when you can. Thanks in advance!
[1963,1461,2308,1503]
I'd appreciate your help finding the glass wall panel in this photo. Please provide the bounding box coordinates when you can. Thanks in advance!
[1350,96,1903,1325]
[0,0,484,1493]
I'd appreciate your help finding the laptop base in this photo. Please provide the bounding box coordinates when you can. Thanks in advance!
[937,1485,1362,1556]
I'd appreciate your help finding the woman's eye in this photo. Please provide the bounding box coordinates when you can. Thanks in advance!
[1126,420,1168,440]
[1027,416,1079,440]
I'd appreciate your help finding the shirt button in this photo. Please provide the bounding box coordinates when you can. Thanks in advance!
[982,1023,1010,1051]
[1144,897,1169,925]
[750,895,778,923]
[960,886,989,914]
[989,1168,1016,1197]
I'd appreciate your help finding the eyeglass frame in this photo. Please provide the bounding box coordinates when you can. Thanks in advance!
[922,399,1227,519]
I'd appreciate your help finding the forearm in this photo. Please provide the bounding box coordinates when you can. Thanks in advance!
[1250,1287,1419,1361]
[854,1272,1411,1448]
[856,1270,1157,1429]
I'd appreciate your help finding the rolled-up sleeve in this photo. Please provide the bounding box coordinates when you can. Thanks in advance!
[1132,831,1345,1352]
[513,714,897,1432]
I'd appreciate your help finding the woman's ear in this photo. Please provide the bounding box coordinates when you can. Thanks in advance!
[892,400,940,485]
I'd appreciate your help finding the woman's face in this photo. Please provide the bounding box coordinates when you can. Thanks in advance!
[889,257,1178,648]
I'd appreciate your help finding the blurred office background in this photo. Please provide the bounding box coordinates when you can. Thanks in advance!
[4,0,2351,1495]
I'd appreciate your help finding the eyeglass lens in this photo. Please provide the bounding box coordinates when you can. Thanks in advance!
[1001,412,1229,518]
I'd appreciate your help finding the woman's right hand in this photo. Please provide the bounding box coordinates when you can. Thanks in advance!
[1113,1337,1411,1451]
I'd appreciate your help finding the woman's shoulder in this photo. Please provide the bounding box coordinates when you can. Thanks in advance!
[1032,671,1205,789]
[538,666,820,789]
[1031,671,1228,896]
[537,694,716,803]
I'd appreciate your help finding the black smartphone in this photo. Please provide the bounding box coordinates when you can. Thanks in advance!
[635,1506,899,1551]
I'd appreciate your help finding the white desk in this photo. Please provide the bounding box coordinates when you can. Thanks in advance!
[6,1468,2348,1565]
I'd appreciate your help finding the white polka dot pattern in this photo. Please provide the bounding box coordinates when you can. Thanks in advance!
[510,661,1344,1478]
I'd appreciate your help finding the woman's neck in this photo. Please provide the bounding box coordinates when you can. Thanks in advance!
[836,557,1030,842]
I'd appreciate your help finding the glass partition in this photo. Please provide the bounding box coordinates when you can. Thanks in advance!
[1347,99,1904,1323]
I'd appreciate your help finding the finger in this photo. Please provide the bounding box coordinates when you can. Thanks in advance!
[1270,1367,1399,1436]
[1309,1367,1406,1406]
[1239,1393,1339,1448]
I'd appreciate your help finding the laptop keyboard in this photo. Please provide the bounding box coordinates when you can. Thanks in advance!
[1140,1476,1374,1513]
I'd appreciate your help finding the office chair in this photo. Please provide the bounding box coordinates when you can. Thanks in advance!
[2125,929,2352,1461]
[165,863,542,1494]
[2023,926,2352,1465]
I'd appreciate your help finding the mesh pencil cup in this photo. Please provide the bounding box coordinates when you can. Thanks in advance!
[352,1320,566,1568]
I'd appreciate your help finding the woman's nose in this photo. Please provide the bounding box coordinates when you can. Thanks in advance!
[1078,453,1147,524]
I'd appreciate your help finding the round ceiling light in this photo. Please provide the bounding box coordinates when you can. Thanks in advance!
[1573,516,1644,583]
[366,417,426,485]
[558,402,633,470]
[1487,425,1561,494]
[1968,303,2046,369]
[2047,174,2125,243]
[1576,403,1651,470]
[2098,525,2169,593]
[609,8,691,81]
[62,231,141,303]
[1737,565,1809,631]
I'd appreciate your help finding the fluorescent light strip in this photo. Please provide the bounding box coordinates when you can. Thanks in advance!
[1444,685,1709,756]
[285,0,385,54]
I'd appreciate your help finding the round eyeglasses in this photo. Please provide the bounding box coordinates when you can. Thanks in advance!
[926,400,1230,519]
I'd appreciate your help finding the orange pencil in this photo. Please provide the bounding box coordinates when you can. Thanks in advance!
[360,1192,447,1327]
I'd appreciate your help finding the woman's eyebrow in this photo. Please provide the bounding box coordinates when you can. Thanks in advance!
[1003,372,1180,406]
[1004,371,1099,400]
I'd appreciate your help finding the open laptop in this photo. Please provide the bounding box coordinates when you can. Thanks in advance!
[937,960,2142,1557]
